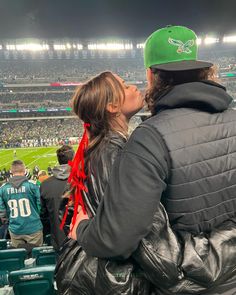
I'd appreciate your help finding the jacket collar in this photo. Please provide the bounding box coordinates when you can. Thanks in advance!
[155,80,233,113]
[9,176,28,188]
[52,164,70,180]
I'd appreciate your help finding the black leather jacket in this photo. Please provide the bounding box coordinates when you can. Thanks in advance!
[56,129,236,294]
[56,132,144,294]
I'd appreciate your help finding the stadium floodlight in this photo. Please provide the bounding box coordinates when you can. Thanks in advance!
[54,44,66,50]
[124,44,133,49]
[204,37,219,45]
[196,38,202,45]
[136,43,145,49]
[6,45,16,50]
[6,43,49,51]
[77,44,83,50]
[66,43,71,49]
[88,42,133,50]
[223,35,236,43]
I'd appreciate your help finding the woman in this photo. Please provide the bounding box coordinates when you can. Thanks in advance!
[55,71,147,294]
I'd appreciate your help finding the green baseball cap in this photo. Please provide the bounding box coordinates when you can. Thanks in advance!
[144,25,213,71]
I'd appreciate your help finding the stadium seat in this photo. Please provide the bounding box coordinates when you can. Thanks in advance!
[32,246,56,266]
[0,270,9,287]
[9,265,56,295]
[0,248,27,272]
[0,239,7,250]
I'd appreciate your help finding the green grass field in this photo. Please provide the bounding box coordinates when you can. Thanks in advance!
[0,146,64,172]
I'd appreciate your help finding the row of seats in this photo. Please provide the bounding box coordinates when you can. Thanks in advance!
[0,239,57,294]
[0,246,57,272]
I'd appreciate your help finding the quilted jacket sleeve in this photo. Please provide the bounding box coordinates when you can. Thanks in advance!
[77,126,169,259]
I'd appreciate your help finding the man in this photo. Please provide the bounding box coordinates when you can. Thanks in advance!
[40,145,74,251]
[0,160,43,247]
[71,26,236,294]
[36,170,49,186]
[32,165,39,180]
[13,149,17,158]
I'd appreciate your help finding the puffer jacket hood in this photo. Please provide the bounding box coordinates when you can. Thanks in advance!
[156,80,232,113]
[8,175,28,188]
[52,164,70,180]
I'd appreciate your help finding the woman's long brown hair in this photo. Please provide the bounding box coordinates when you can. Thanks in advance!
[72,71,125,168]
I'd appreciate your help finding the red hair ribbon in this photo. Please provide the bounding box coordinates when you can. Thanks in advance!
[60,122,90,232]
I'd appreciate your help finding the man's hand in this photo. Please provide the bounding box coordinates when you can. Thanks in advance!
[68,206,89,240]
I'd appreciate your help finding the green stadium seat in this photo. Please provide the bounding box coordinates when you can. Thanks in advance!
[0,239,7,250]
[0,248,27,272]
[0,270,9,287]
[32,246,56,266]
[9,265,55,295]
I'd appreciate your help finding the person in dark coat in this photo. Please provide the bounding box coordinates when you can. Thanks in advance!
[71,26,236,294]
[40,145,74,251]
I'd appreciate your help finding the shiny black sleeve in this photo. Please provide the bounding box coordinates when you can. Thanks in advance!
[76,125,169,259]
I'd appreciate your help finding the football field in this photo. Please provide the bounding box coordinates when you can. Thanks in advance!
[0,146,63,171]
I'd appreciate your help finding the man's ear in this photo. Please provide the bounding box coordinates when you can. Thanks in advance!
[106,102,120,113]
[146,68,154,88]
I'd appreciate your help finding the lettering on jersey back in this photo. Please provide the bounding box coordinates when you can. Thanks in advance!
[7,186,26,195]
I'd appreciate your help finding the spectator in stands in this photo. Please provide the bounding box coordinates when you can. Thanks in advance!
[40,145,74,251]
[0,160,43,247]
[13,149,17,158]
[70,26,236,294]
[55,71,144,293]
[32,165,40,180]
[36,170,49,186]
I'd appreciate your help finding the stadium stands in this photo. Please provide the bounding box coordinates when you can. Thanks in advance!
[0,118,83,148]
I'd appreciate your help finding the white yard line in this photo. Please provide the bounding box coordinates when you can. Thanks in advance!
[27,148,56,168]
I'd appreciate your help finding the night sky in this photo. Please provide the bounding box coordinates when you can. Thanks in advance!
[0,0,236,39]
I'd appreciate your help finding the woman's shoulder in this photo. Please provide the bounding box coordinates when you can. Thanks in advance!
[107,131,127,149]
[94,132,126,167]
